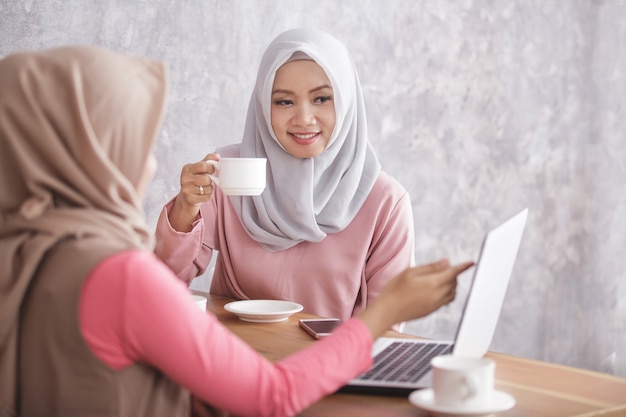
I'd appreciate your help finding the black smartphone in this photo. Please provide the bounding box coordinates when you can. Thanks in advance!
[299,318,343,339]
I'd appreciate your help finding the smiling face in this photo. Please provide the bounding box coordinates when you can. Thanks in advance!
[270,59,336,158]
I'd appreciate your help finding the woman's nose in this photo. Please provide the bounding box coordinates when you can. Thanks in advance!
[293,104,316,125]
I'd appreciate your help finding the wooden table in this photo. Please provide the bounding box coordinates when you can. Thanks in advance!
[200,293,626,416]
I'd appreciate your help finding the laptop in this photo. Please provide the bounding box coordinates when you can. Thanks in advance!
[340,208,529,396]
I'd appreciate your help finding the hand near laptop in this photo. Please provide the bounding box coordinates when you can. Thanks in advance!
[358,259,474,339]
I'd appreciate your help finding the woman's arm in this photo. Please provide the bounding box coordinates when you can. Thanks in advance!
[154,154,221,283]
[80,250,374,417]
[82,250,472,416]
[154,199,213,284]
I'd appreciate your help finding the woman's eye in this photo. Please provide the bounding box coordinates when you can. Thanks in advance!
[273,99,293,106]
[314,95,333,104]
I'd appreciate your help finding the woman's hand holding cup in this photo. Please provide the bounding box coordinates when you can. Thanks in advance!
[169,153,220,232]
[169,153,267,233]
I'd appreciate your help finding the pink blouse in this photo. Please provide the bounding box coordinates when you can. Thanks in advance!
[79,250,373,417]
[154,171,414,322]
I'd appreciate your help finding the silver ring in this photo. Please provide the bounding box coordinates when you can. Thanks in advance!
[199,185,204,195]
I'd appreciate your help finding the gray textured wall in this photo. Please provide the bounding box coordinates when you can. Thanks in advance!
[2,0,625,378]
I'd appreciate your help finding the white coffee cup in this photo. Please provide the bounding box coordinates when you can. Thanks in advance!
[206,158,266,196]
[431,355,495,408]
[192,295,207,311]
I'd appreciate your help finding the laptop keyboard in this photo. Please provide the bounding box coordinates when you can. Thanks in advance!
[356,341,453,383]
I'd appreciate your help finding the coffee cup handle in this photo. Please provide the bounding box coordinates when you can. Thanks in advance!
[461,375,478,401]
[205,160,220,187]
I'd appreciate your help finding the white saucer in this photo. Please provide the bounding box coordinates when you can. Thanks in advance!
[409,389,515,417]
[224,300,303,322]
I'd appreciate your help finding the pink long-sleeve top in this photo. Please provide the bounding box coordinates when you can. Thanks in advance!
[154,171,415,322]
[80,249,373,417]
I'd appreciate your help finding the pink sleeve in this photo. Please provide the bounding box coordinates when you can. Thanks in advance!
[80,250,373,417]
[153,199,213,284]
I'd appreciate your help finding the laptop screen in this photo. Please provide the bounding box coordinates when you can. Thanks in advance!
[453,208,528,357]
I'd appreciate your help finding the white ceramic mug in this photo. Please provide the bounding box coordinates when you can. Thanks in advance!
[431,355,495,408]
[206,157,266,196]
[192,295,207,311]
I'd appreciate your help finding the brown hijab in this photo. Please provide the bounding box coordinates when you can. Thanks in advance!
[0,46,167,414]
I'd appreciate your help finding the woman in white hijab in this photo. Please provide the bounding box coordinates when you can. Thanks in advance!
[156,28,416,322]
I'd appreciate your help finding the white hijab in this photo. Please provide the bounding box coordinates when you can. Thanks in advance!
[225,28,381,252]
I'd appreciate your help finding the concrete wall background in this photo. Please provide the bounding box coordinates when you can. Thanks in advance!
[2,0,624,377]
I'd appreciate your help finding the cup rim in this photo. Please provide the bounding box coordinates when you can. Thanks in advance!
[431,355,494,370]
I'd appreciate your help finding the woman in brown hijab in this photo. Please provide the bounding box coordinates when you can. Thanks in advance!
[0,45,471,417]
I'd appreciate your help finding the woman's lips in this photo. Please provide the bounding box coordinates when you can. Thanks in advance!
[290,131,320,145]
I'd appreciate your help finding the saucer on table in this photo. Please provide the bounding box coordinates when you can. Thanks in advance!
[224,299,303,323]
[409,388,515,417]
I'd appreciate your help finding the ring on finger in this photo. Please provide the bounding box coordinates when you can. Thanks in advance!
[199,185,204,195]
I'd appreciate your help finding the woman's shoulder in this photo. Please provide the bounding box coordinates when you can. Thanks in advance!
[92,249,187,295]
[351,171,412,231]
[356,171,411,220]
[370,170,409,199]
[96,249,173,279]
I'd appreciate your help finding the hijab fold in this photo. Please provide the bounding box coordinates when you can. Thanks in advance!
[224,28,381,252]
[0,46,167,413]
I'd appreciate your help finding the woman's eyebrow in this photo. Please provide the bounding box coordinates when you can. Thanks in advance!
[272,88,293,95]
[310,84,332,93]
[272,84,332,96]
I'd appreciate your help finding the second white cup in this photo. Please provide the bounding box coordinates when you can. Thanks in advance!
[206,157,266,196]
[191,294,207,311]
[431,354,495,408]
